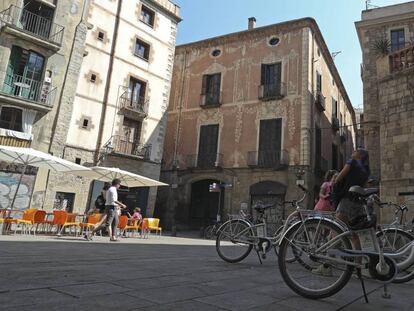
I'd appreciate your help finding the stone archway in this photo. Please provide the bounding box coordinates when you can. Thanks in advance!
[190,179,223,228]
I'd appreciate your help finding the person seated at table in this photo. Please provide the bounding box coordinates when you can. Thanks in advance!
[127,208,142,225]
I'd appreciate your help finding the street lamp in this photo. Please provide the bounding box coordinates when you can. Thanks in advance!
[293,165,307,186]
[98,140,114,163]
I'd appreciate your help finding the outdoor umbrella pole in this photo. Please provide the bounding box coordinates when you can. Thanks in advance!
[7,163,28,218]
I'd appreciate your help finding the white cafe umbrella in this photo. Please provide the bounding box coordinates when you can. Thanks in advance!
[0,146,91,212]
[73,166,168,188]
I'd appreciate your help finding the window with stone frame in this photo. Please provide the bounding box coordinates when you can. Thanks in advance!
[260,63,282,99]
[0,107,23,132]
[140,5,155,27]
[134,38,150,60]
[316,72,322,93]
[390,29,405,52]
[332,98,338,119]
[201,73,221,106]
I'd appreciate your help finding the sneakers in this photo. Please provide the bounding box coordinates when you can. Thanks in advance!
[312,264,333,277]
[84,234,92,241]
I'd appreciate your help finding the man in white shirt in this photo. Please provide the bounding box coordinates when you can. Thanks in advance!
[87,178,126,241]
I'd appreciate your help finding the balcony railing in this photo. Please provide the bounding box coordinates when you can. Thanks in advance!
[314,91,325,112]
[389,44,414,73]
[247,150,289,169]
[111,135,151,160]
[200,91,222,108]
[258,82,287,100]
[119,86,148,119]
[331,116,340,131]
[0,72,56,108]
[186,153,223,169]
[0,5,64,46]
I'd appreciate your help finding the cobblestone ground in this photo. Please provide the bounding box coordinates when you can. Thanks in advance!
[0,235,413,310]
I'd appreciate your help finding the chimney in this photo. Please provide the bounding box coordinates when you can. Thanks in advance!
[248,17,256,30]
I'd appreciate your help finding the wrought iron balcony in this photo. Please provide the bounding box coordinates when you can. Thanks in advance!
[0,5,64,46]
[119,86,148,120]
[0,72,56,109]
[258,82,287,101]
[110,135,151,160]
[247,150,289,169]
[200,91,222,108]
[331,116,340,131]
[314,91,326,112]
[389,44,414,73]
[186,153,223,169]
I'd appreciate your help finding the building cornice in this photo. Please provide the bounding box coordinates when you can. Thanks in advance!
[355,11,414,48]
[176,17,355,118]
[142,0,182,23]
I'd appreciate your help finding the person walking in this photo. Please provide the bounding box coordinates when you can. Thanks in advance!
[313,148,371,276]
[314,170,337,212]
[86,179,126,241]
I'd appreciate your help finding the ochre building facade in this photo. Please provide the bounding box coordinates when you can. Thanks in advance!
[157,18,356,230]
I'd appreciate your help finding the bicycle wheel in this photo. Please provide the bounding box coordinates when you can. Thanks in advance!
[274,225,301,263]
[377,228,414,283]
[278,218,353,299]
[204,225,215,239]
[216,219,254,263]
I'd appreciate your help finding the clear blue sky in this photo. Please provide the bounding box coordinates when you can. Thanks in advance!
[174,0,406,109]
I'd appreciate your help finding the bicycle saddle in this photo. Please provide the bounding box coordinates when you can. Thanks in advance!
[348,186,378,197]
[253,203,274,212]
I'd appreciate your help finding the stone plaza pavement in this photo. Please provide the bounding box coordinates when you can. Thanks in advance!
[0,234,413,311]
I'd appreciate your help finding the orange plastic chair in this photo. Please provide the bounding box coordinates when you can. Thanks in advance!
[140,218,149,239]
[79,213,102,234]
[117,215,128,231]
[33,210,47,234]
[5,208,38,234]
[56,211,80,236]
[124,219,141,237]
[147,218,162,236]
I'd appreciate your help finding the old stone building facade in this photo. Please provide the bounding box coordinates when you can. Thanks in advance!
[356,1,414,222]
[157,18,356,230]
[0,0,180,216]
[56,0,181,215]
[0,0,90,211]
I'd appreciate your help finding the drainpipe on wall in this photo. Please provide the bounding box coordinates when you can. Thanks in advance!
[169,49,188,236]
[172,49,188,167]
[94,0,123,164]
[48,0,91,155]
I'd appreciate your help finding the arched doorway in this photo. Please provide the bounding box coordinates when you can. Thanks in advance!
[190,179,224,228]
[250,181,286,233]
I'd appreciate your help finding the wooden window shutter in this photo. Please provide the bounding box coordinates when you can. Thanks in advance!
[201,75,208,95]
[261,64,266,85]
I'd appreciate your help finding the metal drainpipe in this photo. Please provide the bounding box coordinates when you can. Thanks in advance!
[309,30,316,207]
[172,49,188,167]
[94,0,123,164]
[48,0,91,154]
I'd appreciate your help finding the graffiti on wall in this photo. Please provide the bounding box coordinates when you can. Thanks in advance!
[0,172,35,212]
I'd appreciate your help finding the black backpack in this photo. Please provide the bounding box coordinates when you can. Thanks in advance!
[94,195,106,211]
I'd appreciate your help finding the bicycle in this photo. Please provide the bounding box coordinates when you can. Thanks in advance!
[277,185,414,300]
[215,185,311,264]
[375,200,414,283]
[204,210,252,239]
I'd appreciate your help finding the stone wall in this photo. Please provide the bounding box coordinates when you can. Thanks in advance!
[377,68,414,222]
[358,19,414,180]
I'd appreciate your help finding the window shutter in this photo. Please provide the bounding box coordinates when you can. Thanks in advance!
[201,75,208,95]
[261,64,266,85]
